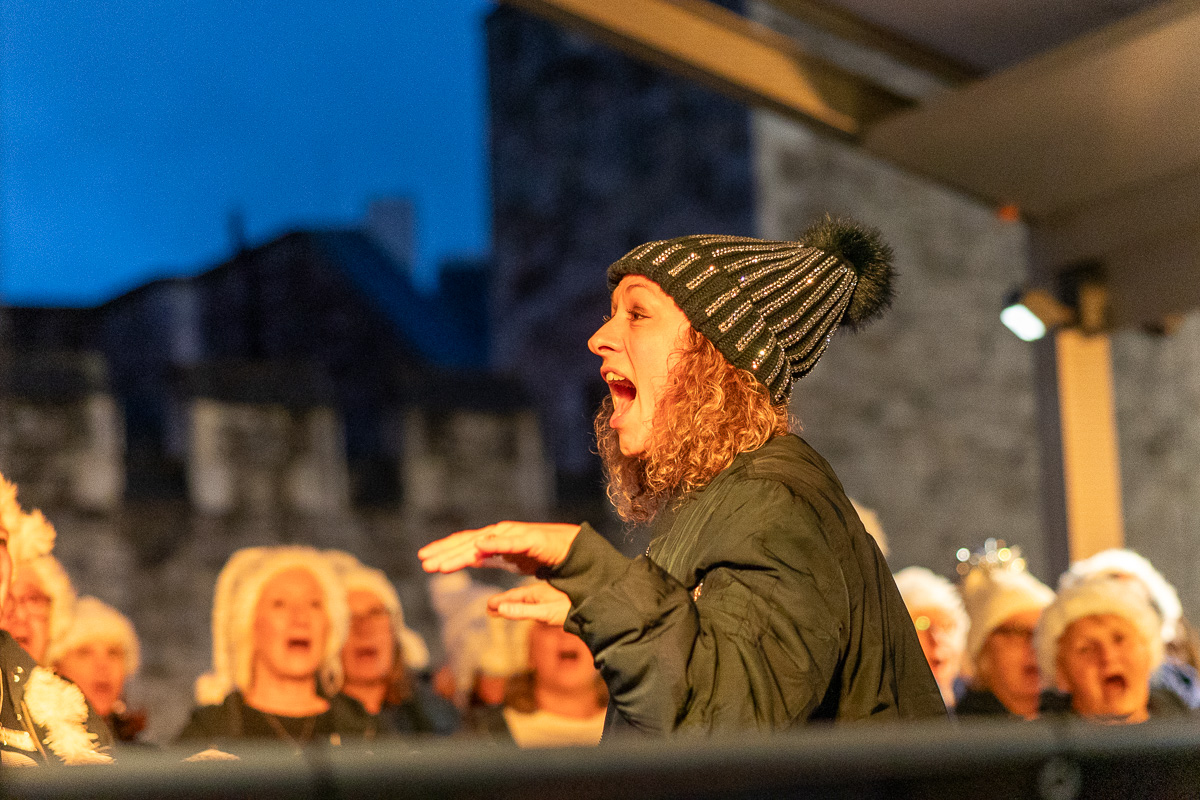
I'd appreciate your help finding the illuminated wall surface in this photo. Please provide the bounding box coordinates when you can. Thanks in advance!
[3,1,1200,744]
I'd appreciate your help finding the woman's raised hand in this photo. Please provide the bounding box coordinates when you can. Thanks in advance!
[487,582,572,626]
[418,521,581,576]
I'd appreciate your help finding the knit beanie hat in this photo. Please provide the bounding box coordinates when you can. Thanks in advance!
[1059,549,1181,644]
[47,596,141,678]
[1035,576,1164,685]
[324,550,430,672]
[195,545,349,706]
[607,217,895,403]
[960,566,1054,676]
[893,566,969,654]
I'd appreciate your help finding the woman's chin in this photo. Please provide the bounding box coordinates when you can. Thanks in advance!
[617,437,646,457]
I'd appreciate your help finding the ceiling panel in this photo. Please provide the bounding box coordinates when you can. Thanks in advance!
[816,0,1168,71]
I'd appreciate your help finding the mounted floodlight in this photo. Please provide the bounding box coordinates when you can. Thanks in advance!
[1001,302,1047,341]
[1001,288,1076,341]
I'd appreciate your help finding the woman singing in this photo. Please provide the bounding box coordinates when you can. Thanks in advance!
[420,219,946,736]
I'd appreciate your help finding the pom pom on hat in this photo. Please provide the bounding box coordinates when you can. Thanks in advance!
[1059,549,1181,644]
[0,472,58,565]
[1035,576,1164,685]
[799,216,894,329]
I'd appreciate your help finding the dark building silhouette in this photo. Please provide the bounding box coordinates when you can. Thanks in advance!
[6,229,499,508]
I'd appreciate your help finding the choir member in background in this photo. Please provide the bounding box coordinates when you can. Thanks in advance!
[0,521,76,665]
[956,554,1058,719]
[469,615,607,747]
[177,546,371,757]
[325,551,458,737]
[1036,576,1185,723]
[893,566,968,710]
[1060,548,1200,709]
[50,596,148,744]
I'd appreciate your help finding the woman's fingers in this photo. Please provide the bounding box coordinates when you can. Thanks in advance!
[418,529,494,573]
[419,522,581,574]
[487,584,571,627]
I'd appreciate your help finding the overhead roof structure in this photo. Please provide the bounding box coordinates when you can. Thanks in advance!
[863,0,1200,328]
[505,0,1199,327]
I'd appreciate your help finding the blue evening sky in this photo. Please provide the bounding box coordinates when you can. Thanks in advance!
[0,0,495,305]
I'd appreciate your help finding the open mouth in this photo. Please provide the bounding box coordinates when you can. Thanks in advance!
[1102,674,1129,694]
[604,371,636,417]
[558,649,581,662]
[286,637,312,653]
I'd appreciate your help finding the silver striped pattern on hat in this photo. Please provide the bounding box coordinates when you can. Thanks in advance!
[609,234,861,403]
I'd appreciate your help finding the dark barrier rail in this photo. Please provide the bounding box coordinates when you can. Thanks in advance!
[5,716,1200,800]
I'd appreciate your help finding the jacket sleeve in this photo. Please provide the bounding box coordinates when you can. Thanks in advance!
[549,479,849,734]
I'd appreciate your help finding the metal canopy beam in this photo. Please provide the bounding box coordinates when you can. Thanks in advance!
[501,0,912,138]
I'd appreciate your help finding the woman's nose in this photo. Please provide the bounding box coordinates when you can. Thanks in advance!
[588,317,618,356]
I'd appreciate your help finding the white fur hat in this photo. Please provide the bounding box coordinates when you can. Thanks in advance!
[324,551,430,672]
[850,498,889,559]
[18,554,78,663]
[1059,549,1181,644]
[960,567,1054,675]
[194,546,349,706]
[1035,576,1164,684]
[47,596,140,677]
[893,566,969,654]
[0,473,24,549]
[1,474,57,565]
[429,573,532,703]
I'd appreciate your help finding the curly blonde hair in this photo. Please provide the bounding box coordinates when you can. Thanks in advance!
[596,328,791,523]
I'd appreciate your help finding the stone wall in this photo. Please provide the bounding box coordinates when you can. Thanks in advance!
[403,407,552,530]
[751,111,1046,581]
[1113,312,1200,622]
[187,399,350,516]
